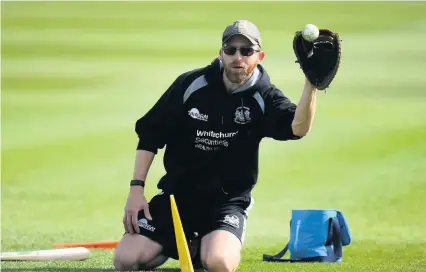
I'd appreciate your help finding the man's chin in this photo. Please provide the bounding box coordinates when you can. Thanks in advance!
[225,72,248,84]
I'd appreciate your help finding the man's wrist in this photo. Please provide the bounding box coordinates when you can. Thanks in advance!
[304,78,317,91]
[130,185,144,194]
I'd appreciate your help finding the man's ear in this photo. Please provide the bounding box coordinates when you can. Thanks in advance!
[219,48,223,60]
[257,51,266,64]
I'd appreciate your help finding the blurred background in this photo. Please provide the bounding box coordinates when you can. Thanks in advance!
[1,1,425,269]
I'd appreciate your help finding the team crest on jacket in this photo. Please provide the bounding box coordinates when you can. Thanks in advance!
[234,106,251,124]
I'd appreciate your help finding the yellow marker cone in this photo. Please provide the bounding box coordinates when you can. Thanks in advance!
[170,194,194,272]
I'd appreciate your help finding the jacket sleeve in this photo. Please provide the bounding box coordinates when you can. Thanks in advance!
[262,87,303,141]
[135,75,186,154]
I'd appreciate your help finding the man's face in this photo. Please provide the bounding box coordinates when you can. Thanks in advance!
[220,35,265,84]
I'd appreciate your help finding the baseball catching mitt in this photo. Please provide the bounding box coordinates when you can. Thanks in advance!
[293,29,342,90]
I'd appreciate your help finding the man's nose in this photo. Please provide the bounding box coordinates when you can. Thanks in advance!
[234,50,243,60]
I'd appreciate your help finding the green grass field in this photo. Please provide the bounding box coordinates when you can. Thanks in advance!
[2,1,426,271]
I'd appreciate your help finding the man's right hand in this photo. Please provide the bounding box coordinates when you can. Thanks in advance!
[123,187,152,234]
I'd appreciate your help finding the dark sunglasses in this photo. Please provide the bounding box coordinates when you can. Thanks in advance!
[223,46,260,57]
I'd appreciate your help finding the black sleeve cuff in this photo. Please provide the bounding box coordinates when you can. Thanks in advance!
[136,138,159,154]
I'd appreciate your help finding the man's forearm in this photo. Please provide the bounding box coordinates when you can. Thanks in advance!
[291,79,317,136]
[132,150,155,191]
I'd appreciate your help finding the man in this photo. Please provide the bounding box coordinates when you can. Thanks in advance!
[114,19,318,272]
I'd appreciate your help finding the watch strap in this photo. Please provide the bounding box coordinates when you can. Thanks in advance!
[130,179,145,187]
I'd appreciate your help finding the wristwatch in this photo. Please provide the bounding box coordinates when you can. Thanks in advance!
[130,179,145,187]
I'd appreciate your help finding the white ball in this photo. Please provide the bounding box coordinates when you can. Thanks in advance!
[302,24,319,42]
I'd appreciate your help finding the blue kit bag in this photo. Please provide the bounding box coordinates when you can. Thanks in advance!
[263,209,352,263]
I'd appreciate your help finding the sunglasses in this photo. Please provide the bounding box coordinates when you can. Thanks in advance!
[223,46,260,57]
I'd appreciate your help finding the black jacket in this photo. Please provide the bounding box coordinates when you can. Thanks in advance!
[135,58,303,197]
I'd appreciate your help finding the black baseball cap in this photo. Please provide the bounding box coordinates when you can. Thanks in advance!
[222,20,262,48]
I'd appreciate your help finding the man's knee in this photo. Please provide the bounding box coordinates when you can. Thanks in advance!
[202,253,240,272]
[113,254,138,271]
[114,248,155,271]
[114,253,168,271]
[200,229,242,272]
[139,254,169,270]
[113,234,163,271]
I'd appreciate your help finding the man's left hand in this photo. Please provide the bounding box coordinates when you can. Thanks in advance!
[293,28,342,91]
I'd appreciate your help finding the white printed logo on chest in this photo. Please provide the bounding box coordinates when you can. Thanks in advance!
[188,108,208,122]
